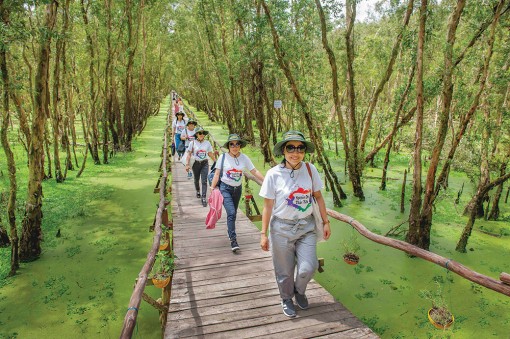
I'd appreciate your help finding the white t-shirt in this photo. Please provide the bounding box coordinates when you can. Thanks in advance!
[217,153,255,187]
[172,119,186,134]
[188,140,213,161]
[259,162,323,220]
[181,128,196,147]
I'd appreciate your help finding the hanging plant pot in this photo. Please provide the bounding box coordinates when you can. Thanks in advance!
[428,307,454,329]
[343,253,360,265]
[152,275,171,288]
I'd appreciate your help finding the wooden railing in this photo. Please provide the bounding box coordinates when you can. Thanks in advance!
[327,209,510,297]
[120,108,172,338]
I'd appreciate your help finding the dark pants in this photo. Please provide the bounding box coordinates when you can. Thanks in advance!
[220,182,242,240]
[192,160,209,197]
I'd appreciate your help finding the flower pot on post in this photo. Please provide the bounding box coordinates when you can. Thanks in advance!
[428,307,454,329]
[343,253,360,265]
[342,230,361,265]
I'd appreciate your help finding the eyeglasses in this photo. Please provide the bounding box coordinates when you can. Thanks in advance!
[229,142,241,147]
[285,144,306,153]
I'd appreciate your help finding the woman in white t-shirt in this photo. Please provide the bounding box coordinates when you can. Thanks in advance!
[172,112,187,160]
[210,134,264,252]
[180,119,197,150]
[185,127,216,207]
[259,131,331,318]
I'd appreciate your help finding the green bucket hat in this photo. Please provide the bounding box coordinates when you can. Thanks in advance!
[186,119,197,126]
[273,130,315,156]
[223,134,247,148]
[194,127,209,136]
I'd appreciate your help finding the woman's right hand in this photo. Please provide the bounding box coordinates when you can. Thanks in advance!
[260,234,269,251]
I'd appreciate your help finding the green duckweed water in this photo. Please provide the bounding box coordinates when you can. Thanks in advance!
[0,103,168,338]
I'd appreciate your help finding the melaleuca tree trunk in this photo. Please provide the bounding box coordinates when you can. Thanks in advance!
[19,1,58,262]
[0,1,17,273]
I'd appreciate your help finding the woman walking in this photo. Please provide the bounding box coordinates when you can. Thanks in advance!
[259,131,331,318]
[179,119,197,160]
[185,127,216,207]
[172,111,187,160]
[210,134,264,252]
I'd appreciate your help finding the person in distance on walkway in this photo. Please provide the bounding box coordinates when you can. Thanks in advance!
[259,131,331,318]
[185,127,216,207]
[209,134,265,253]
[172,111,187,161]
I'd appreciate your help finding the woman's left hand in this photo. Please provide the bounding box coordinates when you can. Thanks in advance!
[260,234,269,251]
[323,222,331,240]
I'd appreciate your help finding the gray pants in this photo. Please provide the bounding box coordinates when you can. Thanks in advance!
[269,215,318,300]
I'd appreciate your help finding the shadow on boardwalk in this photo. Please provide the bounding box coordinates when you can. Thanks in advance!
[165,161,379,338]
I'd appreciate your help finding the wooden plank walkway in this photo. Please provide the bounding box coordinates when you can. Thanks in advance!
[165,161,379,338]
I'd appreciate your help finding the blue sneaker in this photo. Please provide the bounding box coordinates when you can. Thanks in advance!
[294,290,309,310]
[281,299,296,318]
[230,239,240,252]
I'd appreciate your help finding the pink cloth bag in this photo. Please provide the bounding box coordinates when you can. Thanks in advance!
[205,189,223,229]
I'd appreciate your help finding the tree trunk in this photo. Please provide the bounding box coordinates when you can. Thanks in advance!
[406,0,427,247]
[19,1,58,262]
[0,1,18,272]
[51,1,67,183]
[61,0,73,177]
[413,0,466,250]
[488,164,506,220]
[344,0,364,201]
[456,172,510,252]
[401,169,407,213]
[252,58,273,163]
[381,64,416,191]
[80,0,101,163]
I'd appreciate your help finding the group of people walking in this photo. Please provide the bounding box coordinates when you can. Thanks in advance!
[170,93,331,319]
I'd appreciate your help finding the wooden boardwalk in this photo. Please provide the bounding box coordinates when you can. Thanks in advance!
[165,161,379,338]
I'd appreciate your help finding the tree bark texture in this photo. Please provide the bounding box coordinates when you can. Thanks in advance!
[0,0,19,272]
[344,0,364,200]
[456,172,510,252]
[406,0,427,247]
[19,1,58,262]
[413,0,466,250]
[81,0,101,162]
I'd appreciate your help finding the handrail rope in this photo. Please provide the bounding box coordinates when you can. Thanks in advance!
[327,209,510,297]
[120,109,171,338]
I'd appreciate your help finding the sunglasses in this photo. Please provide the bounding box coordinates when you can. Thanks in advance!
[285,144,306,153]
[229,142,241,147]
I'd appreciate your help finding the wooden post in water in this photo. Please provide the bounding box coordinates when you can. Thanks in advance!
[400,169,407,213]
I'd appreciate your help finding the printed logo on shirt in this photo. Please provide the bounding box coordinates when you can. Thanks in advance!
[226,168,243,182]
[286,187,311,212]
[176,126,184,133]
[196,149,207,160]
[188,136,195,141]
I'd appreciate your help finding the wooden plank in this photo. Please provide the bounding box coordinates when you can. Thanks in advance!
[165,161,378,338]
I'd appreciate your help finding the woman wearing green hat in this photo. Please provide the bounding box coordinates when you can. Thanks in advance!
[172,111,187,160]
[179,119,197,159]
[259,130,331,318]
[185,127,216,207]
[209,134,265,252]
